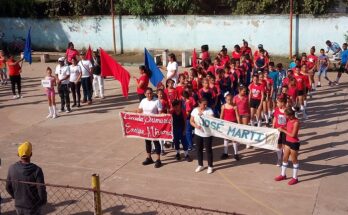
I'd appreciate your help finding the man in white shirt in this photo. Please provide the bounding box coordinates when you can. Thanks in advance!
[78,52,93,105]
[55,57,71,112]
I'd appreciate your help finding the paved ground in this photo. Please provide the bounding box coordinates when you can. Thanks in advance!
[0,60,347,215]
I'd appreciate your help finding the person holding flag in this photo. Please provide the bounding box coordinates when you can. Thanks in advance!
[65,42,79,65]
[91,50,104,99]
[7,55,24,99]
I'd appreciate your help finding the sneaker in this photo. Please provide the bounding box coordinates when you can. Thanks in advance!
[185,155,192,162]
[81,100,87,104]
[246,144,251,149]
[87,101,92,105]
[18,95,23,98]
[94,95,99,98]
[77,104,81,108]
[288,178,298,185]
[46,114,52,119]
[175,153,181,161]
[276,160,282,167]
[72,103,77,107]
[154,160,162,168]
[59,109,64,113]
[220,153,229,160]
[195,166,204,173]
[142,157,154,165]
[66,109,71,113]
[274,175,287,181]
[13,95,18,99]
[52,114,58,119]
[100,96,105,99]
[316,84,321,88]
[234,154,241,161]
[334,81,339,86]
[207,167,214,174]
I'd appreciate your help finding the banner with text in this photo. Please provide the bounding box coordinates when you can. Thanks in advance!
[200,116,279,151]
[119,112,173,141]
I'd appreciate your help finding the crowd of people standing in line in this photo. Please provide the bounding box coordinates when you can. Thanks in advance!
[133,40,348,185]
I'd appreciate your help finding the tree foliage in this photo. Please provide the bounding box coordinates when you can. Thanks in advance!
[0,0,345,18]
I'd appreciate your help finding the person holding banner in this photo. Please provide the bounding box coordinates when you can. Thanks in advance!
[220,93,241,161]
[275,107,300,185]
[273,97,287,166]
[44,67,58,119]
[134,65,150,102]
[190,98,214,174]
[137,87,163,168]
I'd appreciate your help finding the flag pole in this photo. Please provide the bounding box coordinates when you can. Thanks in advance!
[289,0,293,59]
[111,0,117,55]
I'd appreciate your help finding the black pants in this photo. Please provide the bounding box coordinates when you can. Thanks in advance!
[81,77,92,102]
[70,82,81,105]
[58,84,70,111]
[10,75,21,95]
[145,140,161,155]
[195,135,213,167]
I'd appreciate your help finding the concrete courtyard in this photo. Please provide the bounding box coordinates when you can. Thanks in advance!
[0,59,347,215]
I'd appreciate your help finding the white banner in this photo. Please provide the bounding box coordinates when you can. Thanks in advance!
[200,116,280,151]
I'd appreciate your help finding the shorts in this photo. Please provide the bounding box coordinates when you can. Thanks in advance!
[318,67,328,77]
[250,98,261,109]
[298,90,305,96]
[278,132,286,145]
[285,141,300,151]
[240,114,250,118]
[46,88,55,97]
[0,68,6,74]
[339,64,348,73]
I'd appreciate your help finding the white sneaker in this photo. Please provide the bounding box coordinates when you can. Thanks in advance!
[100,95,105,99]
[19,95,23,98]
[195,166,204,173]
[246,144,251,149]
[207,167,213,174]
[94,95,99,98]
[52,114,58,119]
[65,110,71,113]
[13,95,18,99]
[46,114,52,119]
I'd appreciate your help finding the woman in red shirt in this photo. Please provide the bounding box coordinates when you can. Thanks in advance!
[233,85,250,125]
[65,42,79,65]
[307,46,318,90]
[134,65,151,102]
[249,75,264,127]
[220,93,241,161]
[293,66,307,118]
[275,107,300,185]
[231,45,242,61]
[7,56,24,99]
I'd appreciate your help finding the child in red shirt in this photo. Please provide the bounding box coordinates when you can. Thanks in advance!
[273,97,287,166]
[164,79,178,111]
[176,74,186,99]
[249,75,265,127]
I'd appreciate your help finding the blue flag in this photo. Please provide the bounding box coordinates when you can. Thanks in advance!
[144,48,163,87]
[23,27,32,64]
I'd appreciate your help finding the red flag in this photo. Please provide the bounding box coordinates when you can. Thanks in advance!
[192,48,197,68]
[100,48,130,98]
[85,45,92,60]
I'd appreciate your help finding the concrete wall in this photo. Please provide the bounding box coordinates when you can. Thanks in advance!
[0,15,347,56]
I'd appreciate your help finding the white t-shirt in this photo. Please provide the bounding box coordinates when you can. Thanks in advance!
[78,60,93,78]
[166,61,178,84]
[69,65,82,82]
[139,98,162,115]
[191,107,214,137]
[55,65,70,85]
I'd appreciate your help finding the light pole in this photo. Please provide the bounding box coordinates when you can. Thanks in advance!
[289,0,293,58]
[111,0,116,55]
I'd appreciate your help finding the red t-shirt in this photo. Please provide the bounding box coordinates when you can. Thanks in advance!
[191,79,199,92]
[176,85,185,98]
[249,83,264,100]
[221,55,230,66]
[266,77,274,95]
[301,73,310,90]
[286,119,299,143]
[207,65,215,74]
[136,74,149,94]
[273,107,287,128]
[287,86,298,102]
[233,95,250,115]
[307,54,318,69]
[185,98,195,114]
[222,106,237,122]
[241,47,252,56]
[7,59,21,76]
[282,77,290,86]
[294,74,305,91]
[231,51,242,61]
[202,51,210,61]
[65,48,79,63]
[159,98,169,113]
[164,88,179,105]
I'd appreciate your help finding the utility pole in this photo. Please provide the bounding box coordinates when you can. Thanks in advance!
[289,0,293,58]
[111,0,116,55]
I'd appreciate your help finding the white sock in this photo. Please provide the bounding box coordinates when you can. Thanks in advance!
[268,111,272,118]
[257,120,261,127]
[160,141,164,150]
[281,162,288,176]
[264,114,269,123]
[318,81,321,85]
[223,139,229,154]
[300,105,304,111]
[47,106,52,117]
[184,151,188,156]
[293,163,299,179]
[233,142,238,155]
[276,150,282,160]
[336,77,339,82]
[304,100,307,108]
[250,120,254,126]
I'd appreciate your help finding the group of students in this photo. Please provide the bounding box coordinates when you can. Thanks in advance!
[133,40,348,185]
[43,42,104,119]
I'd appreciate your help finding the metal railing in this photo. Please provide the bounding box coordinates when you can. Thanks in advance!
[0,176,238,215]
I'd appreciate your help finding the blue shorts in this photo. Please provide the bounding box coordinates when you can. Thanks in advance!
[318,67,328,77]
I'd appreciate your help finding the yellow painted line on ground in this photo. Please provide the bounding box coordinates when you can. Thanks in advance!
[218,171,283,215]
